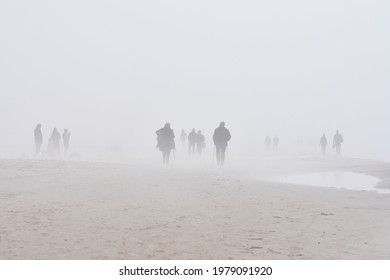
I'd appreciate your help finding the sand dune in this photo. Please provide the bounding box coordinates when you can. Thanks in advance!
[0,156,390,259]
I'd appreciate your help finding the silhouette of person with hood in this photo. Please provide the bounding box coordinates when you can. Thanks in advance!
[213,122,231,166]
[34,124,43,154]
[188,129,197,156]
[196,130,206,156]
[333,130,343,155]
[180,129,187,147]
[273,136,279,151]
[265,136,271,151]
[63,129,71,156]
[319,133,328,155]
[156,123,175,164]
[49,128,61,157]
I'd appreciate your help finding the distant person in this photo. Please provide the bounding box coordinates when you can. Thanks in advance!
[265,136,271,151]
[333,130,344,155]
[156,123,175,164]
[34,124,43,154]
[196,130,206,156]
[180,129,187,147]
[188,129,197,156]
[213,122,231,166]
[273,136,279,151]
[63,129,71,156]
[49,128,61,157]
[319,133,328,155]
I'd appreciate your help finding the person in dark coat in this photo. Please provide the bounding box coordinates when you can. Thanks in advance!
[156,123,175,164]
[188,129,197,156]
[34,124,43,154]
[212,122,231,166]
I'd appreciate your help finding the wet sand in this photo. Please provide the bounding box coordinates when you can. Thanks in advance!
[0,156,390,259]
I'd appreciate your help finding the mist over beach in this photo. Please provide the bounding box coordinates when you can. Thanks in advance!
[1,1,390,260]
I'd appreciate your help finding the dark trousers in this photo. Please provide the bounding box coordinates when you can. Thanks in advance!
[216,145,227,166]
[188,142,195,156]
[162,150,171,164]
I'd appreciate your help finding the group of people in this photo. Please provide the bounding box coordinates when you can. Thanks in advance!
[180,129,206,156]
[34,124,71,157]
[156,122,231,165]
[319,130,344,155]
[265,136,279,151]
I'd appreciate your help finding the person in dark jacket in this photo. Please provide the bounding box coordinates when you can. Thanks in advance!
[213,122,231,166]
[188,129,197,156]
[156,123,175,164]
[34,124,43,154]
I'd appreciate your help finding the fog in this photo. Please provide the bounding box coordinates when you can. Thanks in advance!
[1,0,389,163]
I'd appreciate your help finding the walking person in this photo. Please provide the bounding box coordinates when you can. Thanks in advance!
[213,122,231,166]
[273,136,279,152]
[188,129,197,156]
[319,133,328,155]
[196,130,206,156]
[333,130,344,155]
[265,136,271,151]
[63,129,71,157]
[180,129,187,147]
[34,124,43,155]
[49,128,61,157]
[156,123,175,164]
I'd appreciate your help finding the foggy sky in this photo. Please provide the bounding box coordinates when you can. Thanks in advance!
[1,1,389,161]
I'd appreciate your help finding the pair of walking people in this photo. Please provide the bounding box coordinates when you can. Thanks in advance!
[156,122,231,165]
[188,129,206,156]
[319,130,343,155]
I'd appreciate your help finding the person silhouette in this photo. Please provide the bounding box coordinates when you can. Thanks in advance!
[180,129,187,147]
[34,124,43,155]
[196,130,206,156]
[333,130,344,155]
[188,129,197,156]
[273,136,279,151]
[49,128,61,157]
[213,122,231,166]
[156,123,175,164]
[63,129,71,157]
[319,133,328,155]
[265,136,271,151]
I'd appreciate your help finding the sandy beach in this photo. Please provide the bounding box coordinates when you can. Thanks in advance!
[1,156,390,260]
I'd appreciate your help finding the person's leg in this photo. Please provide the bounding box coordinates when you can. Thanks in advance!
[166,150,171,163]
[216,146,221,165]
[220,146,227,165]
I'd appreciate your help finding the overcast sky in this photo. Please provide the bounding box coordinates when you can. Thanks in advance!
[1,1,389,161]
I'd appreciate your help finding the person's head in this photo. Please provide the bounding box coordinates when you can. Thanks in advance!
[36,124,41,129]
[323,133,325,136]
[219,121,225,128]
[53,128,58,133]
[164,123,170,128]
[336,130,339,134]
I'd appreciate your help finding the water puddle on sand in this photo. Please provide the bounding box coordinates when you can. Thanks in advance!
[275,172,389,194]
